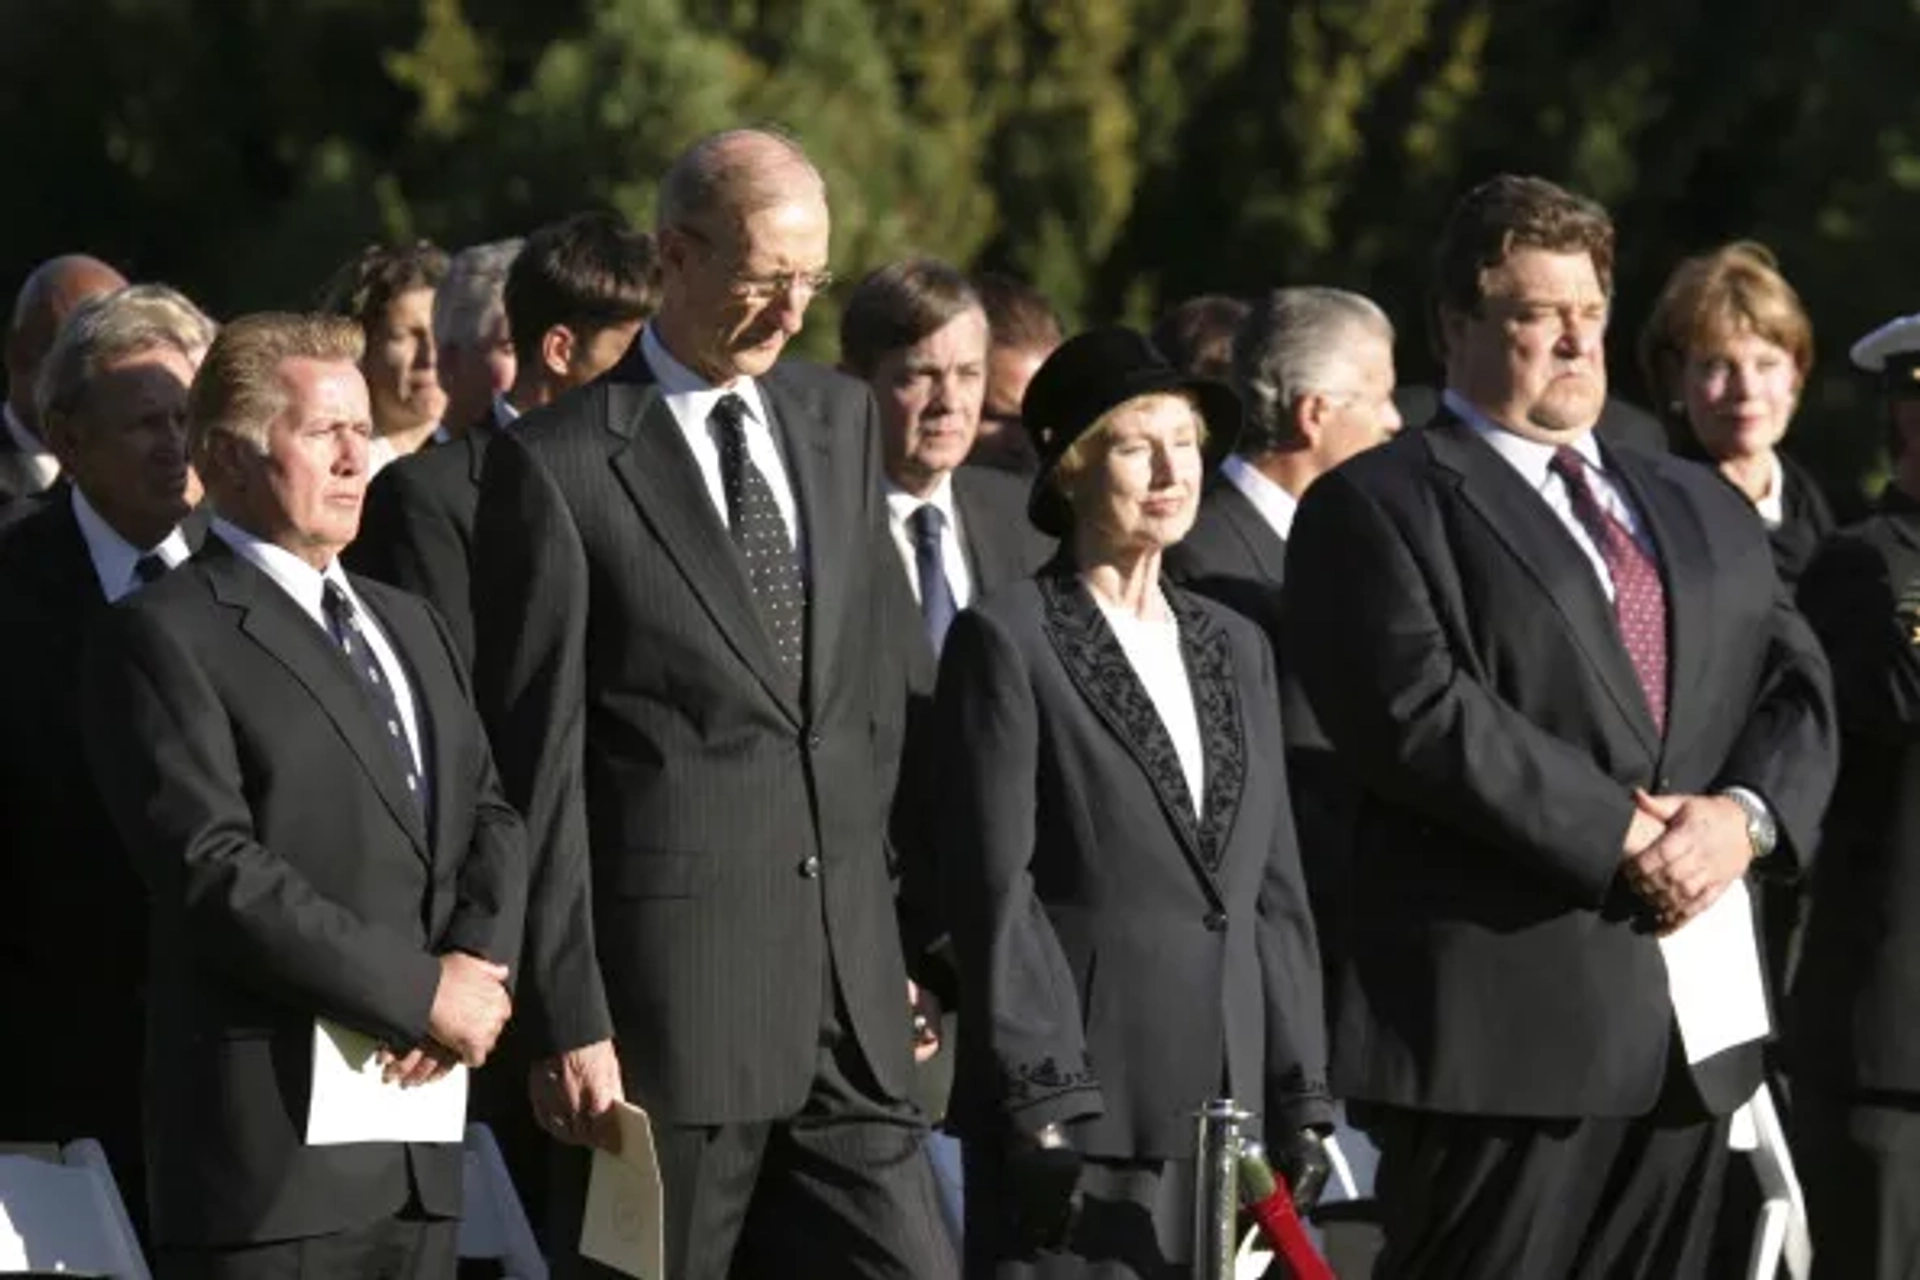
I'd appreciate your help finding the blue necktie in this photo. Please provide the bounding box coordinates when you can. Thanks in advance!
[910,504,957,655]
[322,580,428,816]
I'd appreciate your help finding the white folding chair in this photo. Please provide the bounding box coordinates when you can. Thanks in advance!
[1731,1083,1810,1280]
[459,1122,548,1280]
[0,1138,148,1278]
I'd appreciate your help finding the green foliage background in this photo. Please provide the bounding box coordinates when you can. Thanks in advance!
[5,0,1917,500]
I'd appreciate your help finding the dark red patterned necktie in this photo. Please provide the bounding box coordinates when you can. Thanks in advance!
[1549,447,1668,735]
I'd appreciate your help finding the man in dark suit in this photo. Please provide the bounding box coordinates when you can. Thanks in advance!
[1282,175,1837,1278]
[1165,285,1400,1002]
[432,238,523,444]
[0,287,206,1228]
[347,212,657,667]
[968,272,1061,477]
[1787,330,1920,1278]
[470,129,956,1279]
[2,253,128,510]
[837,257,1053,1242]
[82,312,526,1279]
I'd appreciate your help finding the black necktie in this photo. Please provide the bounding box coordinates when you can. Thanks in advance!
[321,580,428,815]
[909,504,957,655]
[133,553,168,587]
[711,393,806,688]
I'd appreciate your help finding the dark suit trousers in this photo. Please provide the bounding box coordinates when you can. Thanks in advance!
[1361,1062,1731,1280]
[1793,1087,1920,1279]
[554,965,956,1280]
[153,1208,456,1280]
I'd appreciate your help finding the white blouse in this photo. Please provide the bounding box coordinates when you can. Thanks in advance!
[1096,602,1204,816]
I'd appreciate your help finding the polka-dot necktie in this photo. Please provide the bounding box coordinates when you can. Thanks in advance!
[711,393,806,689]
[1549,447,1668,735]
[321,580,428,815]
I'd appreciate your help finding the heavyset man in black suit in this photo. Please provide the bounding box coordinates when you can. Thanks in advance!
[347,211,657,668]
[82,313,527,1279]
[0,286,206,1228]
[470,128,955,1278]
[1165,287,1401,980]
[1282,176,1837,1277]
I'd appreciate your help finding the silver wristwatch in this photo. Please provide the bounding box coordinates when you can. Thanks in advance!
[1719,785,1779,864]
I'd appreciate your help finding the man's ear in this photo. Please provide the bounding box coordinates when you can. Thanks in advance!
[541,325,576,380]
[1290,393,1325,450]
[40,410,78,469]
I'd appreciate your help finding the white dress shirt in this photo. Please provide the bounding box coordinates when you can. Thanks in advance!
[70,487,192,603]
[885,473,973,609]
[1446,390,1657,601]
[212,517,424,774]
[1097,599,1204,815]
[641,325,801,555]
[492,394,520,429]
[3,405,60,490]
[1751,450,1786,528]
[1220,453,1300,543]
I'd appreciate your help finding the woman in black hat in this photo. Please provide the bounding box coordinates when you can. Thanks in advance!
[928,327,1333,1277]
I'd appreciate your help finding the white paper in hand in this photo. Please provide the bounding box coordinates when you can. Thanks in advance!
[305,1018,468,1145]
[1658,878,1771,1064]
[580,1102,664,1280]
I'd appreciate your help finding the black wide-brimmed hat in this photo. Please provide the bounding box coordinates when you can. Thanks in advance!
[1022,326,1243,537]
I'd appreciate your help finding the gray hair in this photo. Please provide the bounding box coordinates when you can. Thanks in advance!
[1234,287,1394,455]
[36,284,210,428]
[433,238,522,352]
[656,127,825,235]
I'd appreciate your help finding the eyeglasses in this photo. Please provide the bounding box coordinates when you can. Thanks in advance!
[676,225,833,303]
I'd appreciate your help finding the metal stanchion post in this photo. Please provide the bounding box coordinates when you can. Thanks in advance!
[1193,1098,1254,1280]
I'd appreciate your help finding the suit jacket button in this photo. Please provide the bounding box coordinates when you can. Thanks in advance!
[1204,910,1227,932]
[799,855,822,879]
[806,731,824,751]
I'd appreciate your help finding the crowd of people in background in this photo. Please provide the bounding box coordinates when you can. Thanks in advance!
[2,124,1920,1280]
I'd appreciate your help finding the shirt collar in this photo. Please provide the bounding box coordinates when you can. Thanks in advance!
[210,514,351,624]
[1220,453,1300,541]
[492,393,520,429]
[1444,388,1603,492]
[641,324,771,429]
[70,486,192,602]
[885,471,958,529]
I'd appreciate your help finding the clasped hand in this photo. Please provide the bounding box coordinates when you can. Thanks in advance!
[378,951,513,1087]
[1621,790,1752,933]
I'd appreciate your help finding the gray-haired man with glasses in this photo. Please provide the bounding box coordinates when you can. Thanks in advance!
[470,127,957,1280]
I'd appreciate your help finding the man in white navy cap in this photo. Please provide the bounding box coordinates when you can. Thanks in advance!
[1788,309,1920,1278]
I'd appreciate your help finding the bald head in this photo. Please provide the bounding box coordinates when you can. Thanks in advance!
[656,128,825,238]
[8,254,129,432]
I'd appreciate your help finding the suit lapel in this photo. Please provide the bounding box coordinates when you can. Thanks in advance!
[1039,570,1227,908]
[953,468,1021,591]
[203,542,432,861]
[760,372,846,722]
[1425,415,1662,754]
[1210,479,1290,584]
[1606,448,1710,762]
[1168,588,1248,875]
[602,377,804,724]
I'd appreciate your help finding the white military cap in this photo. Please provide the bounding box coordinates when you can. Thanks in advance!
[1851,313,1920,392]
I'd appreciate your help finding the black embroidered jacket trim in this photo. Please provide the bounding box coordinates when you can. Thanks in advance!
[1037,569,1247,879]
